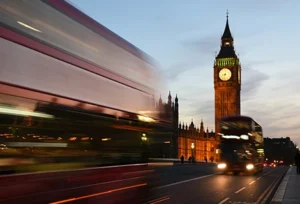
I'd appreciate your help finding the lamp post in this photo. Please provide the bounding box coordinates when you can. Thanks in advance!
[191,142,195,163]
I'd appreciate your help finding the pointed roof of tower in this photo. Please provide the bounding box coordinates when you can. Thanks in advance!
[159,95,162,104]
[221,10,233,40]
[190,119,195,128]
[168,91,172,104]
[216,10,237,59]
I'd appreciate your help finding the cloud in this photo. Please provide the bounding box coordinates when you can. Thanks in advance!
[178,99,215,129]
[163,60,200,80]
[241,66,269,101]
[187,99,214,116]
[163,35,220,81]
[181,35,219,56]
[181,34,254,59]
[243,100,300,145]
[163,34,269,82]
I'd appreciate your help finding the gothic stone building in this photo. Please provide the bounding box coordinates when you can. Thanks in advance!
[178,121,219,162]
[157,92,218,162]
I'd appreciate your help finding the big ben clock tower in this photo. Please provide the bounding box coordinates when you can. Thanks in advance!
[214,12,241,136]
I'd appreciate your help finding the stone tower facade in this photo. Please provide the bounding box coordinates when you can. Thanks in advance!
[214,13,241,136]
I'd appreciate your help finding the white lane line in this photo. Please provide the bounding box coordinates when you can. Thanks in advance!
[156,173,217,189]
[249,180,255,185]
[218,197,230,204]
[235,187,246,193]
[256,176,261,180]
[262,168,276,176]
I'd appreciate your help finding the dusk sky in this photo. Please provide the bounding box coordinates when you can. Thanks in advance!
[71,0,300,145]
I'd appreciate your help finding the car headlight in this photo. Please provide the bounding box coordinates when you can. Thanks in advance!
[217,163,227,169]
[246,164,254,170]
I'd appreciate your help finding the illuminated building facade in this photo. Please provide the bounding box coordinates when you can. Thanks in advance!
[214,12,241,136]
[157,93,218,161]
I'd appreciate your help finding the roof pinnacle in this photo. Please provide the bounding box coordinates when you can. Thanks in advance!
[226,9,229,20]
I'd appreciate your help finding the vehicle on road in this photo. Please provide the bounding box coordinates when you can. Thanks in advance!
[0,0,172,173]
[217,115,264,174]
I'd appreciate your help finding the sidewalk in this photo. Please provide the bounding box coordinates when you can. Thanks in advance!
[271,166,300,204]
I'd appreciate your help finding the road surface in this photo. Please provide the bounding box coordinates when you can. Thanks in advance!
[0,164,287,204]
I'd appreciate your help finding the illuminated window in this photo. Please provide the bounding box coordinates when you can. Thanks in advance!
[225,42,230,46]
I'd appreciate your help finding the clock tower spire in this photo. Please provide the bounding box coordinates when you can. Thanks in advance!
[214,11,241,137]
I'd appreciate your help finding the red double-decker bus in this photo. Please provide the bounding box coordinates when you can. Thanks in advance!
[217,115,264,174]
[0,0,172,173]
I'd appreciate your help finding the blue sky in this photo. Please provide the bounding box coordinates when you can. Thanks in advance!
[71,0,300,145]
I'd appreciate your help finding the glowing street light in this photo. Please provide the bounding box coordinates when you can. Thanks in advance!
[141,133,147,141]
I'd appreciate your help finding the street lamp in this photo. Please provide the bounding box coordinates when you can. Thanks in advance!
[191,143,195,163]
[141,133,147,141]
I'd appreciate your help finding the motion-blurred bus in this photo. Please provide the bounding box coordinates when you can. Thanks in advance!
[0,0,172,173]
[216,115,264,174]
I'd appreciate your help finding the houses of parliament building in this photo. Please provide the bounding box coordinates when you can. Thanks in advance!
[158,12,242,162]
[157,92,218,162]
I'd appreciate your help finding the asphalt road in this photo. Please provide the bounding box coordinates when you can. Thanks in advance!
[151,165,288,204]
[0,163,288,204]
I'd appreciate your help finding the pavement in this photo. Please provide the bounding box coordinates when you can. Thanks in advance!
[0,164,291,204]
[271,166,300,204]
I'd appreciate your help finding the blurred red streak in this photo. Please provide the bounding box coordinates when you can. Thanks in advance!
[49,183,147,204]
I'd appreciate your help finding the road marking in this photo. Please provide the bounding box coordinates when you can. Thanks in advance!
[256,176,261,180]
[249,180,255,185]
[0,176,144,202]
[255,166,289,204]
[235,187,246,193]
[149,196,170,204]
[218,197,230,204]
[262,168,275,176]
[156,173,217,189]
[49,183,147,204]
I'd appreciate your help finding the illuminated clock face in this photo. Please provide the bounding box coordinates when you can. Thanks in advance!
[219,68,232,81]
